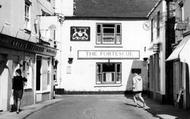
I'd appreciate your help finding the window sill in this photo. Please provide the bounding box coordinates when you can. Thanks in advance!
[94,84,122,87]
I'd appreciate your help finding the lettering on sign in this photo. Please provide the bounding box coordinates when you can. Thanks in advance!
[0,34,56,56]
[78,50,140,59]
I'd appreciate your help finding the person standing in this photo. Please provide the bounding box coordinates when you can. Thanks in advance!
[12,69,27,114]
[132,71,147,108]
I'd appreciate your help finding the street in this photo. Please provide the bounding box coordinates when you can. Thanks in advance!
[26,95,157,119]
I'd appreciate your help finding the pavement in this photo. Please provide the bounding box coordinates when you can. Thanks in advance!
[0,95,189,119]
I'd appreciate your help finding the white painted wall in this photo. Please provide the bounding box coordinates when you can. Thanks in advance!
[57,19,150,91]
[55,0,74,16]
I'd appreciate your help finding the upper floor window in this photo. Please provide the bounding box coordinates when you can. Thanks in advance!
[151,19,154,42]
[25,0,31,31]
[157,11,160,37]
[96,23,121,45]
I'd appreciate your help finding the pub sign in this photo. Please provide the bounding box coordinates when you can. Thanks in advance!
[70,26,90,41]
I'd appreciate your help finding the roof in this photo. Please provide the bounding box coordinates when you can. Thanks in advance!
[74,0,159,18]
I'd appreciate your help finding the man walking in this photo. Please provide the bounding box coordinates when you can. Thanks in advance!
[132,71,147,108]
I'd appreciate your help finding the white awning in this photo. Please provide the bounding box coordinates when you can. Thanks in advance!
[166,37,190,62]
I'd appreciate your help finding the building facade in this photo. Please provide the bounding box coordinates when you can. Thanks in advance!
[167,0,190,109]
[55,0,158,93]
[148,0,190,110]
[0,0,57,111]
[147,0,176,104]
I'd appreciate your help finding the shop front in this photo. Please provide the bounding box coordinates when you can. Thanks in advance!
[0,34,56,111]
[167,35,190,109]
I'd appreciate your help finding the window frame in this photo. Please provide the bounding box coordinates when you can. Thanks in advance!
[25,0,31,31]
[96,62,122,85]
[96,23,122,45]
[36,55,52,93]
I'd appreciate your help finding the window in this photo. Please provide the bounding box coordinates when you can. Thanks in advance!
[36,56,51,92]
[96,63,121,84]
[23,58,33,89]
[151,19,154,42]
[25,0,31,31]
[157,11,160,37]
[96,23,121,45]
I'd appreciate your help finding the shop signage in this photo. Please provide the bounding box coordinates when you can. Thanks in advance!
[0,34,57,56]
[78,50,140,59]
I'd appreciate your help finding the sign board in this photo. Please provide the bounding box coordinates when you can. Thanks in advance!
[70,26,90,41]
[78,50,140,59]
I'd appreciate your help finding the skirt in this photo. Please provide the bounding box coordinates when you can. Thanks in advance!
[13,89,23,99]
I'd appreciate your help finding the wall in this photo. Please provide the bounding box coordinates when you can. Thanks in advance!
[148,0,167,99]
[56,19,150,92]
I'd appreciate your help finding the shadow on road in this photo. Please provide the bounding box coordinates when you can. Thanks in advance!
[123,93,190,119]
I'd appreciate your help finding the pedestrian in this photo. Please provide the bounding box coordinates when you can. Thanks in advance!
[132,71,147,108]
[12,69,27,114]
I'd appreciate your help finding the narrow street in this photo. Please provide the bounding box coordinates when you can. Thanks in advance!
[26,95,157,119]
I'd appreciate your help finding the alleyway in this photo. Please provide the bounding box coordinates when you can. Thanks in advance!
[26,95,157,119]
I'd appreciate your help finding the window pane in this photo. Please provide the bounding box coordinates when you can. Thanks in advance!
[103,24,115,27]
[96,63,121,84]
[117,25,120,33]
[97,25,101,33]
[102,63,115,72]
[117,64,120,72]
[103,28,114,33]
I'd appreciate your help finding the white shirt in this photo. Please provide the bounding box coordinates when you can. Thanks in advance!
[132,74,143,92]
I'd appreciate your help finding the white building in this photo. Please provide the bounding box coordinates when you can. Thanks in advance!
[0,0,57,111]
[55,0,158,93]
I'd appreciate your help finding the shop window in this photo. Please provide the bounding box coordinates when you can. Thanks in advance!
[36,56,51,92]
[23,57,33,89]
[96,23,121,45]
[96,63,121,84]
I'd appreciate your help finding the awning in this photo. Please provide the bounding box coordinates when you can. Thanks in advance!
[166,37,190,61]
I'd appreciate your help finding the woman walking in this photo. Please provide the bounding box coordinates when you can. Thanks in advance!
[12,69,27,114]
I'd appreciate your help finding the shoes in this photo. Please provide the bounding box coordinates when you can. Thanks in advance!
[16,109,21,114]
[16,111,19,114]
